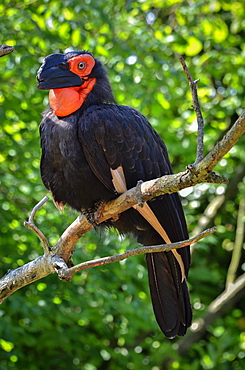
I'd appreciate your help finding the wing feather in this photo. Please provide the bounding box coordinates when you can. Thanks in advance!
[79,103,192,337]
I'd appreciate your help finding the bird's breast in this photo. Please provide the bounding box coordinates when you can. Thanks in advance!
[40,114,114,211]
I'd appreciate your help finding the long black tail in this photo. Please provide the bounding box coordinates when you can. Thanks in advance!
[112,194,192,337]
[146,251,192,338]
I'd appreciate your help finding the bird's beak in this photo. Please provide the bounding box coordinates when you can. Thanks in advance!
[36,53,82,90]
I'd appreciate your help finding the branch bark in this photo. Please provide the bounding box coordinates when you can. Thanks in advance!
[179,56,204,164]
[0,44,14,57]
[56,227,216,281]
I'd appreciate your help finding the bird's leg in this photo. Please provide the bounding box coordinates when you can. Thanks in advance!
[81,207,98,228]
[135,180,144,208]
[81,200,107,227]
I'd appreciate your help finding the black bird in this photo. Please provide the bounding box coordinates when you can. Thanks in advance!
[37,51,192,338]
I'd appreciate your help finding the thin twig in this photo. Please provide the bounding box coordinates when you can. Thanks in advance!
[56,227,217,280]
[28,196,50,223]
[179,56,205,164]
[24,196,50,255]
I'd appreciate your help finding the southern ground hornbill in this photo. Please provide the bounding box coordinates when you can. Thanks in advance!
[37,50,192,338]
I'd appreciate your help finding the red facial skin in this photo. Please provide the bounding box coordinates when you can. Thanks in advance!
[49,54,96,117]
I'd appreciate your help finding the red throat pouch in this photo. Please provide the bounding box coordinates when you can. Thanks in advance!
[49,78,96,117]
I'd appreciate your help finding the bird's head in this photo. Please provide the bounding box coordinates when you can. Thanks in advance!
[37,51,98,90]
[37,50,115,117]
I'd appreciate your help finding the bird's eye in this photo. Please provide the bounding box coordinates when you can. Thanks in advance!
[78,62,86,70]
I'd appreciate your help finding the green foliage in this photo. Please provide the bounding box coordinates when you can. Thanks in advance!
[0,0,244,369]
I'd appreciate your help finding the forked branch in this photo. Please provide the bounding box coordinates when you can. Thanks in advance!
[0,195,216,303]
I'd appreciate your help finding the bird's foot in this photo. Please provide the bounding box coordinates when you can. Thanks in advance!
[135,180,144,208]
[82,200,106,227]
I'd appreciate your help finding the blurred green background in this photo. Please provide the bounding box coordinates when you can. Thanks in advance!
[0,0,244,369]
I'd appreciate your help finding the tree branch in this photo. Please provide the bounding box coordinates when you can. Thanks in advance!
[0,44,14,57]
[179,56,204,164]
[56,227,217,281]
[195,109,245,173]
[0,255,55,303]
[24,196,50,255]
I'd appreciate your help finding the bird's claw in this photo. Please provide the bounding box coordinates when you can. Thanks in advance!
[136,180,144,208]
[82,200,106,227]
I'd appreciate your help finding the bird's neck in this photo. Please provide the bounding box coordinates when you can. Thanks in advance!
[49,78,96,117]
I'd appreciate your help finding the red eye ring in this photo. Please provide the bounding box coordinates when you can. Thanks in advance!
[69,54,95,77]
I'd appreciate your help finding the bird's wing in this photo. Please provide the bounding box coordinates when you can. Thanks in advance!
[80,104,171,188]
[79,104,190,268]
[79,104,191,337]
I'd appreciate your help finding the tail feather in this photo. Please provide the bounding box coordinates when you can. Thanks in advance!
[146,251,192,338]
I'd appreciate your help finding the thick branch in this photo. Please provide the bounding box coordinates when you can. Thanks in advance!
[0,256,55,302]
[195,109,245,173]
